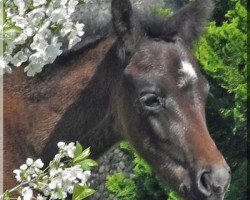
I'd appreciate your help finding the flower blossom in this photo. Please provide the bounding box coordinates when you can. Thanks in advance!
[3,0,85,76]
[11,141,94,200]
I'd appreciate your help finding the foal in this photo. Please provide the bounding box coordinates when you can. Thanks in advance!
[4,0,230,199]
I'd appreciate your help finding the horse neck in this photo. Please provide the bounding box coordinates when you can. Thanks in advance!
[41,38,123,163]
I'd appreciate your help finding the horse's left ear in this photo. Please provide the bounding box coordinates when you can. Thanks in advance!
[111,0,144,63]
[145,0,214,47]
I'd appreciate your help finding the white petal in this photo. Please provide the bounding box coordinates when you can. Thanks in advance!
[20,164,28,171]
[57,142,66,149]
[34,159,44,168]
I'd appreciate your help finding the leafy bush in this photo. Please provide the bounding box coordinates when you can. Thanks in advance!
[194,0,247,199]
[106,172,138,200]
[106,142,181,200]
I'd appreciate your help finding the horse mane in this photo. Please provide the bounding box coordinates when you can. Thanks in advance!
[63,0,214,58]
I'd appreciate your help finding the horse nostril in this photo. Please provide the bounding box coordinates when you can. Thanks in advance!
[197,171,212,197]
[197,166,231,197]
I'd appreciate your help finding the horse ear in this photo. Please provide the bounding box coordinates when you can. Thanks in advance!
[145,0,214,46]
[166,0,214,45]
[111,0,143,63]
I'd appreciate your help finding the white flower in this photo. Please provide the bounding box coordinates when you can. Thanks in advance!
[26,158,34,166]
[0,56,12,74]
[11,16,28,29]
[50,0,61,7]
[62,166,81,182]
[23,27,34,37]
[50,190,67,199]
[13,0,27,16]
[44,43,63,64]
[13,169,22,182]
[83,170,91,179]
[60,21,73,37]
[20,164,28,171]
[34,159,44,169]
[50,8,68,24]
[68,36,81,49]
[5,41,16,53]
[29,51,46,64]
[60,0,68,6]
[12,50,29,67]
[31,33,48,52]
[27,7,46,26]
[57,142,66,149]
[14,33,28,45]
[61,180,74,193]
[75,22,85,37]
[53,153,62,162]
[33,0,46,7]
[24,63,43,76]
[49,169,63,189]
[45,3,54,16]
[64,142,76,158]
[21,187,33,200]
[68,0,78,15]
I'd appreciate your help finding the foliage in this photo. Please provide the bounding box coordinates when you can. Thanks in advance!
[195,0,247,138]
[1,141,97,200]
[194,1,247,199]
[195,0,247,162]
[106,172,138,200]
[106,142,181,200]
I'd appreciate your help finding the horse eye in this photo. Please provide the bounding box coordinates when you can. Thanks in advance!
[140,94,161,108]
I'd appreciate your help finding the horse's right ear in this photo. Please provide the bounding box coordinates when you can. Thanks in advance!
[111,0,143,63]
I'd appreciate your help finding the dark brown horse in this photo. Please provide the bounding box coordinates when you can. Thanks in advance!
[4,0,231,199]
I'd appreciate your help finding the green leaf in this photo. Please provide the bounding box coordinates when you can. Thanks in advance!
[77,159,97,170]
[73,147,90,163]
[56,188,65,200]
[168,191,182,200]
[3,190,11,200]
[74,141,83,158]
[72,185,95,200]
[4,26,22,34]
[3,26,22,40]
[78,161,90,170]
[83,159,98,167]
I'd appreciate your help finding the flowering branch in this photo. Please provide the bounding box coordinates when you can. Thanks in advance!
[1,141,97,200]
[1,0,87,76]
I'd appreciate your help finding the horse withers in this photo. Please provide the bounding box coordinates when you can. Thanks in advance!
[4,0,231,199]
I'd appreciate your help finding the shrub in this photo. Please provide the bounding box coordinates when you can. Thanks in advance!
[106,172,138,200]
[106,142,181,200]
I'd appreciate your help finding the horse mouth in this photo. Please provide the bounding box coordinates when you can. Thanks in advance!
[159,160,228,200]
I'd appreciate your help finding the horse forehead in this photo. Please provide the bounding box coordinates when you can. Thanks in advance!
[126,41,195,77]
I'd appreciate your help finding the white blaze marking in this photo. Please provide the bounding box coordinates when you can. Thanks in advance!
[178,60,197,87]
